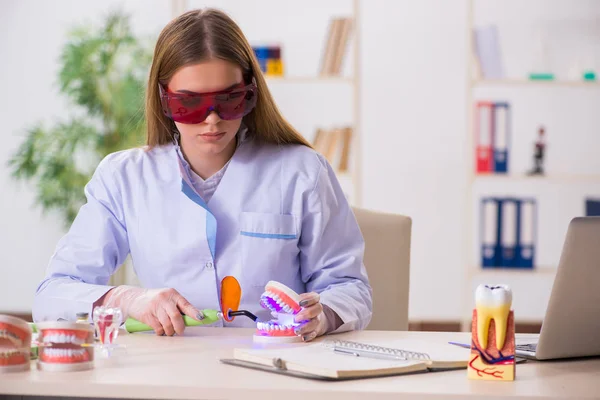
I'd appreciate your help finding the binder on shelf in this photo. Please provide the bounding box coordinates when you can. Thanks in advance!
[473,24,504,79]
[517,198,536,268]
[500,198,518,267]
[475,101,494,173]
[585,198,600,216]
[480,197,536,269]
[320,17,353,76]
[492,102,510,173]
[312,126,353,173]
[474,101,511,174]
[480,198,500,267]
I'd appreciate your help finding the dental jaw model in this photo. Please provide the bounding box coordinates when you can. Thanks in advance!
[36,322,95,372]
[468,284,515,381]
[0,315,32,373]
[254,281,302,343]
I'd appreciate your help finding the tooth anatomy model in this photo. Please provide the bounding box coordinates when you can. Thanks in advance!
[36,322,95,372]
[468,284,516,381]
[0,315,32,373]
[254,281,303,343]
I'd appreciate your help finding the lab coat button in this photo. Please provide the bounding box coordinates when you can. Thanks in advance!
[205,261,213,269]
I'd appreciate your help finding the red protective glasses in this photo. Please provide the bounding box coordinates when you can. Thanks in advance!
[159,80,257,124]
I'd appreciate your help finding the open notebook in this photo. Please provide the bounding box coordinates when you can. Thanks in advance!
[221,338,469,380]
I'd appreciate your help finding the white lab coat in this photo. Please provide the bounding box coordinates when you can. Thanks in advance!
[33,133,372,333]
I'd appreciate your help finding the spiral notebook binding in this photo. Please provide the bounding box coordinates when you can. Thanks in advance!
[323,339,431,361]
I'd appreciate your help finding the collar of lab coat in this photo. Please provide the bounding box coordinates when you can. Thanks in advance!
[174,123,249,185]
[173,123,250,208]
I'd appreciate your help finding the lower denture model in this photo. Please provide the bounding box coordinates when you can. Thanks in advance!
[254,281,303,343]
[36,321,95,371]
[0,315,32,373]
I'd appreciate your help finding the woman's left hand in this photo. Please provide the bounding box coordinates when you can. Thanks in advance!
[294,292,327,342]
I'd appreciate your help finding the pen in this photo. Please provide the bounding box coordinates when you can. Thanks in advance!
[333,346,407,361]
[448,341,471,349]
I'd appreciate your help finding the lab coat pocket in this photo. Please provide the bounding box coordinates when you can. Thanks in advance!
[239,212,299,287]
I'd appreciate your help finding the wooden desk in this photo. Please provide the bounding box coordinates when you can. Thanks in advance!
[1,328,599,399]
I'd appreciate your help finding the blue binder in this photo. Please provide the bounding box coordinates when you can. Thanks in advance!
[516,198,536,268]
[585,199,600,216]
[492,102,510,173]
[480,197,536,269]
[499,198,519,267]
[480,198,500,267]
[252,46,269,72]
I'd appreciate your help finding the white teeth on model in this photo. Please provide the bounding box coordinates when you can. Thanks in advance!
[42,334,84,345]
[257,322,294,331]
[475,284,512,350]
[43,348,86,357]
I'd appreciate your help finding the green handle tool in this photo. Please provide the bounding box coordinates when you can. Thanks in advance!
[124,309,222,333]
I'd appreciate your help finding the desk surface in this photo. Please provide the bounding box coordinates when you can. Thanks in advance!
[1,328,599,400]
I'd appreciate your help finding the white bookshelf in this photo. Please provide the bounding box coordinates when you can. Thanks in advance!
[474,79,600,88]
[473,173,600,184]
[265,76,354,84]
[462,0,600,331]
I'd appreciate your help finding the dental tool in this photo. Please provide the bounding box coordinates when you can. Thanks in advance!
[123,308,259,333]
[467,284,516,381]
[124,276,258,333]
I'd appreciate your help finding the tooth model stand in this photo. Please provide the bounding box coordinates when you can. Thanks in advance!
[468,284,515,381]
[254,281,303,343]
[0,314,32,373]
[36,321,95,372]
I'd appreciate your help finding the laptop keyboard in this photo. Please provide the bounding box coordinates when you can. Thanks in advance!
[516,343,538,352]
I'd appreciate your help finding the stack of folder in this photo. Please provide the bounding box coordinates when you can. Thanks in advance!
[475,101,511,174]
[480,197,537,269]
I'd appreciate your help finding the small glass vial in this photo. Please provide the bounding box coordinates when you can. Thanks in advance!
[76,312,89,324]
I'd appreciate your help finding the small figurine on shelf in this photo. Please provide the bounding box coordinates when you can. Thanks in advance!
[527,126,546,175]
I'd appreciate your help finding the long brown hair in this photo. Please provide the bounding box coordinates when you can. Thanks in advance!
[145,8,312,149]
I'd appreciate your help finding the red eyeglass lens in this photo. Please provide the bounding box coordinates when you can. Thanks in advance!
[161,85,257,124]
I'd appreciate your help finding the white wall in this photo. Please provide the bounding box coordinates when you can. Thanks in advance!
[0,0,171,313]
[359,0,469,321]
[2,0,599,325]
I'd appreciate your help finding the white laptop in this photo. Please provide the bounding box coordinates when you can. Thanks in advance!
[515,217,600,360]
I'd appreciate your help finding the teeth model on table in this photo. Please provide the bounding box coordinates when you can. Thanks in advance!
[254,281,303,343]
[36,321,95,372]
[0,314,32,373]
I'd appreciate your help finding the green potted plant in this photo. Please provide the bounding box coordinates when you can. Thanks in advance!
[7,10,152,228]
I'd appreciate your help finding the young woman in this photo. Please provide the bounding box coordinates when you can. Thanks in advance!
[32,8,372,341]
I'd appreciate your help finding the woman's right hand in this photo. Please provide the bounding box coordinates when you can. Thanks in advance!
[101,286,204,336]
